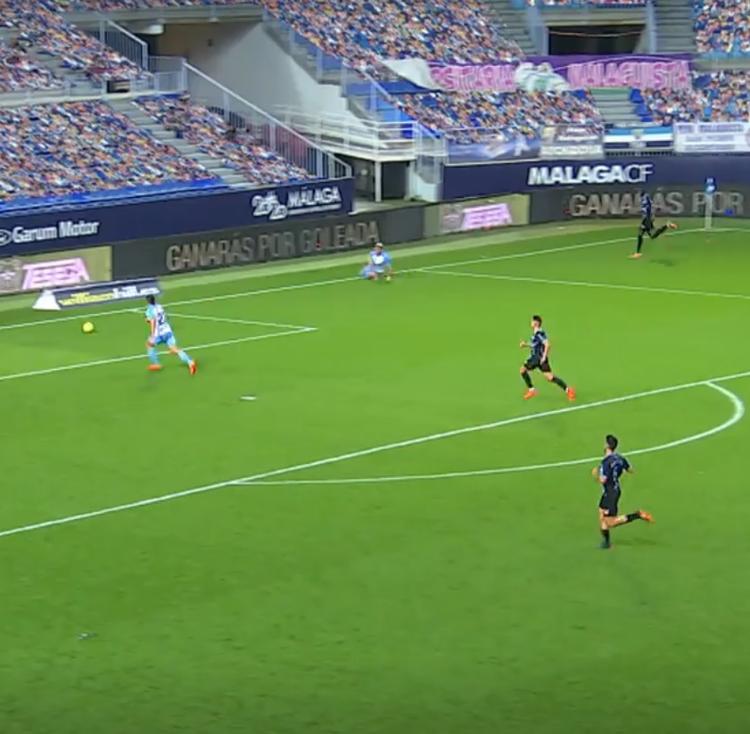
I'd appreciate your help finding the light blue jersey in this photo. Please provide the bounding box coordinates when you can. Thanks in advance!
[145,303,176,347]
[361,247,392,278]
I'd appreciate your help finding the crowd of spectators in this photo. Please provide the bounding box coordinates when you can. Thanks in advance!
[56,0,255,9]
[520,0,644,5]
[136,94,313,185]
[0,0,145,85]
[0,41,64,92]
[694,0,750,56]
[638,70,750,123]
[263,0,522,73]
[394,89,602,142]
[0,100,215,204]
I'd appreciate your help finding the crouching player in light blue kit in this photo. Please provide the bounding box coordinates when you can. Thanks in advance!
[145,294,197,374]
[360,242,393,281]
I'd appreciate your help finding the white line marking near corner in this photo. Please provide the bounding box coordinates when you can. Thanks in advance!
[0,327,314,384]
[0,368,747,540]
[240,396,257,401]
[423,269,750,302]
[0,228,700,334]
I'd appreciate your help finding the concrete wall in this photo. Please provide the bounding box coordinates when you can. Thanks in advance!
[155,22,360,122]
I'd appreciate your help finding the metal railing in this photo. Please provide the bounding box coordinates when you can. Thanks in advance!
[149,56,187,94]
[185,64,350,181]
[274,108,421,160]
[93,17,149,70]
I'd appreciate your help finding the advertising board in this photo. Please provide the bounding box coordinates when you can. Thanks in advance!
[0,179,354,256]
[0,246,111,296]
[443,157,750,201]
[540,125,604,159]
[530,187,746,224]
[426,194,529,237]
[673,122,750,154]
[113,205,425,279]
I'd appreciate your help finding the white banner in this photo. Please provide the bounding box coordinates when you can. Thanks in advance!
[674,122,750,154]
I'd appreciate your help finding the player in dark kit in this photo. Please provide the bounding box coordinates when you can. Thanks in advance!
[519,315,576,401]
[631,191,677,259]
[593,434,654,549]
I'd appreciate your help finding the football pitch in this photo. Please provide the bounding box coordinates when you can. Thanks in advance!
[2,219,750,733]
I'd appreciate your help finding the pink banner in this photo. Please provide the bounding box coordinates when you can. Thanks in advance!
[429,55,692,93]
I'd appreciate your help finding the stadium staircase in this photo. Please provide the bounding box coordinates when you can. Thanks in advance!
[591,88,643,126]
[654,0,695,53]
[482,0,537,54]
[108,97,249,187]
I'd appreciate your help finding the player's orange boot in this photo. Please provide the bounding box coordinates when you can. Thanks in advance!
[639,510,655,523]
[629,252,643,259]
[148,363,163,372]
[189,360,197,376]
[566,386,576,401]
[523,388,538,400]
[667,221,678,230]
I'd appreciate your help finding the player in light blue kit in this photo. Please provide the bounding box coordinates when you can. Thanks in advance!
[144,294,197,374]
[361,242,393,281]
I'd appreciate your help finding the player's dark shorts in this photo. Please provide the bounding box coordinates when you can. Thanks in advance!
[639,216,654,235]
[599,489,621,516]
[524,356,551,373]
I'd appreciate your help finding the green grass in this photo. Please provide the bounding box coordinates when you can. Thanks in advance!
[2,219,750,734]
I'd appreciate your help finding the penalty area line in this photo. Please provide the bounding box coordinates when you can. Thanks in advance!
[0,368,748,540]
[242,382,746,486]
[0,327,315,383]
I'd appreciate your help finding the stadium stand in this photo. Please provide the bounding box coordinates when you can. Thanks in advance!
[136,94,314,186]
[58,0,254,8]
[0,0,145,85]
[632,71,750,123]
[393,90,602,142]
[518,0,644,5]
[0,100,219,209]
[0,41,64,92]
[694,0,750,55]
[263,0,522,73]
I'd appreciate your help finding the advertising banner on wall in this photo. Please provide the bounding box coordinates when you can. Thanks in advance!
[448,136,541,164]
[113,205,426,279]
[0,178,354,257]
[443,156,750,201]
[540,125,604,159]
[529,186,746,224]
[673,122,750,154]
[427,194,529,237]
[429,55,692,94]
[0,245,111,296]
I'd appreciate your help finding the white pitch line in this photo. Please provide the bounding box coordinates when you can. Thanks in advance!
[169,311,315,331]
[0,228,699,333]
[0,368,748,540]
[0,327,314,384]
[243,382,745,486]
[424,268,750,302]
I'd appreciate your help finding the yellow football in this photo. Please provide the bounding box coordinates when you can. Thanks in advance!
[82,321,95,334]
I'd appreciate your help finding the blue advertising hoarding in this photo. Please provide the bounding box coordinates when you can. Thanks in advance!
[442,157,750,201]
[0,178,354,256]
